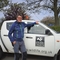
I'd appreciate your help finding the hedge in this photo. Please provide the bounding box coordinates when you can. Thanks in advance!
[50,26,60,32]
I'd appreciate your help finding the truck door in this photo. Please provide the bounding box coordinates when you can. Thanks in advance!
[1,22,14,52]
[24,22,55,57]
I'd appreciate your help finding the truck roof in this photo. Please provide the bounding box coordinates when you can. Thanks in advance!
[3,20,37,22]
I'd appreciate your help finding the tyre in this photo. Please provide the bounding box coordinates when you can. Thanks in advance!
[54,54,60,60]
[0,46,3,59]
[54,54,57,60]
[57,54,60,60]
[57,50,60,60]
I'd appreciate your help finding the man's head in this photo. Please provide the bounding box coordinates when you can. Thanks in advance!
[16,15,22,22]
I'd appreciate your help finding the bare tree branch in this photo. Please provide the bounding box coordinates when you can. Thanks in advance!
[42,5,54,11]
[50,0,54,3]
[58,7,60,14]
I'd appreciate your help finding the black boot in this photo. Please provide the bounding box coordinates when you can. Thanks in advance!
[22,52,27,60]
[14,53,20,60]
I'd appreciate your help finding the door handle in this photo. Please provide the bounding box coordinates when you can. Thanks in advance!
[26,37,33,39]
[4,35,8,36]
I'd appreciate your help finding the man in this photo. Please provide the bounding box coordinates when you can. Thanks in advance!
[8,15,38,60]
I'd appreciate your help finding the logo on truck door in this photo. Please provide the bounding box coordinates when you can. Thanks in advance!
[35,36,45,47]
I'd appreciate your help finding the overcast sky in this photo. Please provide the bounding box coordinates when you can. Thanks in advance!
[0,0,54,21]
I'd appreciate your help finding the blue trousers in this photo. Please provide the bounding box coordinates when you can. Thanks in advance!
[14,41,27,60]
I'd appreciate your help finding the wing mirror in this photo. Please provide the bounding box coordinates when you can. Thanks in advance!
[45,29,53,35]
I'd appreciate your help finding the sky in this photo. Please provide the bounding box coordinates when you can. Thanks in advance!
[0,0,54,21]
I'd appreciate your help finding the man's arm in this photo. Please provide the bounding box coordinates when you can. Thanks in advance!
[8,23,15,43]
[24,21,39,27]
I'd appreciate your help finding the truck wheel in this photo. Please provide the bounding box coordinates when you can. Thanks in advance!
[0,47,3,59]
[57,54,60,60]
[54,54,60,60]
[54,54,58,60]
[57,50,60,60]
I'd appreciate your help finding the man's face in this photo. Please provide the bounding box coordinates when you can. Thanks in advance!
[17,16,22,22]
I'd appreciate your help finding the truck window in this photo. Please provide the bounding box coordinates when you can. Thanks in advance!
[6,22,13,30]
[27,22,46,34]
[6,22,27,33]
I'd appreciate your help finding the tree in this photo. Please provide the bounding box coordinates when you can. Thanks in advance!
[41,16,55,26]
[4,3,27,20]
[0,17,6,29]
[0,0,9,10]
[26,0,60,25]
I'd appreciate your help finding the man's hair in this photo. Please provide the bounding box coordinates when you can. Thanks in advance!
[16,15,22,18]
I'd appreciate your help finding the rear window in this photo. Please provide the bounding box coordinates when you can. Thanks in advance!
[6,22,13,30]
[6,22,27,33]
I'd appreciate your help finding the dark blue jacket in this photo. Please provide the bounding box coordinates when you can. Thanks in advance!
[8,21,36,42]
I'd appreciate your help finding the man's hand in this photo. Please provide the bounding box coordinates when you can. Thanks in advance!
[13,41,16,45]
[36,21,39,24]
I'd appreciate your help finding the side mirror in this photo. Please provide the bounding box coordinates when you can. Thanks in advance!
[45,29,52,35]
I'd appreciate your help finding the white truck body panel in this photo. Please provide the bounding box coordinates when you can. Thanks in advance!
[0,20,60,57]
[0,39,7,52]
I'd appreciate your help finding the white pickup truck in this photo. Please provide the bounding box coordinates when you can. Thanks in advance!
[0,20,60,60]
